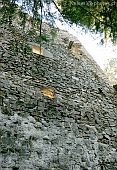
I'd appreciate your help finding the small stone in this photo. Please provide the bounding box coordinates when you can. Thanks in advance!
[43,135,49,140]
[113,84,117,91]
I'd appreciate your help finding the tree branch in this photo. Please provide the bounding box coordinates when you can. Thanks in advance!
[52,0,112,28]
[77,3,112,28]
[39,0,43,51]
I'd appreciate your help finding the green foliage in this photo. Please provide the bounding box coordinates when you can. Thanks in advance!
[0,0,57,44]
[50,26,58,41]
[18,11,28,30]
[35,29,50,43]
[10,39,32,56]
[23,44,32,54]
[59,0,117,44]
[103,58,117,84]
[0,0,18,26]
[27,29,36,36]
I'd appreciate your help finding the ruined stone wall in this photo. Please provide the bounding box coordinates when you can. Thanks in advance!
[0,24,117,170]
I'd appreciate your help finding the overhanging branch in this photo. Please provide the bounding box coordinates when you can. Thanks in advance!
[52,0,112,28]
[39,0,43,50]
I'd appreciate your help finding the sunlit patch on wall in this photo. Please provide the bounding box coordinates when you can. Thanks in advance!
[40,86,55,99]
[34,27,39,31]
[68,41,83,56]
[71,43,81,55]
[32,45,43,55]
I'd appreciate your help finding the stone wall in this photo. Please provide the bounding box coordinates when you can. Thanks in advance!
[0,24,117,170]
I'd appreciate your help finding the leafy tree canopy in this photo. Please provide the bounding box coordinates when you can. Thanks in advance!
[59,0,117,44]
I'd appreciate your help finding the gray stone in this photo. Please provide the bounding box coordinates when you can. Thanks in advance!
[0,22,117,170]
